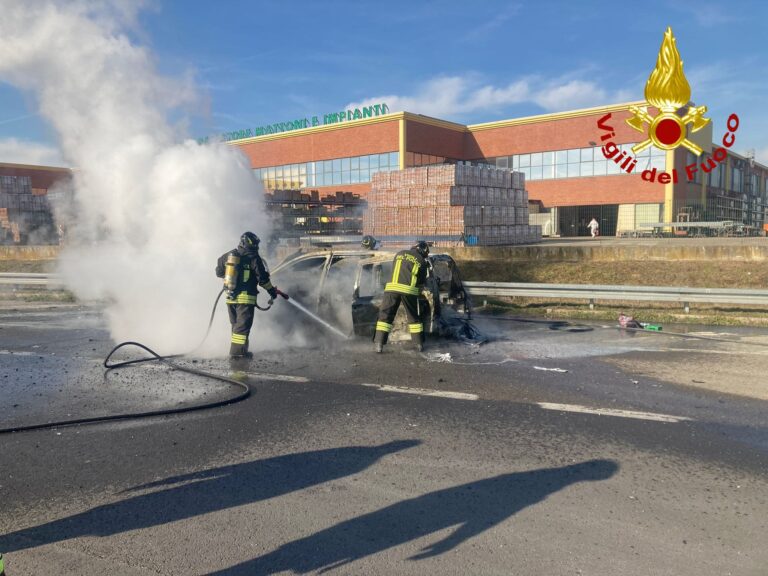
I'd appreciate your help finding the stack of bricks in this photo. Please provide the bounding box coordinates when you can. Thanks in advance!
[0,175,56,244]
[364,164,541,246]
[0,208,15,242]
[266,189,363,205]
[263,188,367,237]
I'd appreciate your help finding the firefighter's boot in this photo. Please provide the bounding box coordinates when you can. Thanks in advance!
[409,323,425,352]
[374,323,390,353]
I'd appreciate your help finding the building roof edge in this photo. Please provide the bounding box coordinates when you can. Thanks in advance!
[0,162,72,172]
[228,112,405,145]
[467,101,648,132]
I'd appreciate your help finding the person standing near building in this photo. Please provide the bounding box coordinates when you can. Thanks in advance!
[373,241,431,353]
[588,217,600,238]
[215,232,278,359]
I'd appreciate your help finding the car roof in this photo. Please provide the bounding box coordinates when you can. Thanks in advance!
[271,249,390,273]
[272,247,451,274]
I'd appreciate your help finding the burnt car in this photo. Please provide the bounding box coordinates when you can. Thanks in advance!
[270,248,484,343]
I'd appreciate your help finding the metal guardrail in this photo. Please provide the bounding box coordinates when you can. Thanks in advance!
[463,281,768,312]
[0,272,62,287]
[4,274,768,313]
[620,221,764,238]
[646,221,734,229]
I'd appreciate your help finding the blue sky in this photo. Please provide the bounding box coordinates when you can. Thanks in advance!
[1,0,767,165]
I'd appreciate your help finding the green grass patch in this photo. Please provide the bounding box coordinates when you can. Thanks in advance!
[0,259,57,273]
[458,259,768,289]
[20,291,77,303]
[479,298,768,327]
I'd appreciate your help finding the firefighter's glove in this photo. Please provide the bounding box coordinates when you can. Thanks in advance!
[268,286,278,300]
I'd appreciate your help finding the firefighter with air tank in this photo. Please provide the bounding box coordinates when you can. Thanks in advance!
[373,241,431,353]
[216,232,278,359]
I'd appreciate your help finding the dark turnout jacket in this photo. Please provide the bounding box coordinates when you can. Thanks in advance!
[216,248,274,305]
[384,248,429,296]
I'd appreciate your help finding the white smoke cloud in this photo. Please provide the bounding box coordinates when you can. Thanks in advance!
[0,0,273,355]
[754,146,768,166]
[0,137,66,166]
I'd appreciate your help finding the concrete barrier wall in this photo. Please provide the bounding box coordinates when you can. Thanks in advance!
[4,239,768,263]
[444,240,768,262]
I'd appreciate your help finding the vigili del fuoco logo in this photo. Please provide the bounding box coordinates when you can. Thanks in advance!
[596,27,740,184]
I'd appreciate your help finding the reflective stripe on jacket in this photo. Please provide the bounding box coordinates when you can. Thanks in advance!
[384,248,427,296]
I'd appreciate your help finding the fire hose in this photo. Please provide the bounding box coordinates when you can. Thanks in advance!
[0,287,288,435]
[256,287,290,311]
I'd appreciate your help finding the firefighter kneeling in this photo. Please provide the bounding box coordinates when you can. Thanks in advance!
[374,241,430,353]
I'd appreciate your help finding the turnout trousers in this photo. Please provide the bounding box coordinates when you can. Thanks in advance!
[227,303,255,357]
[373,291,424,349]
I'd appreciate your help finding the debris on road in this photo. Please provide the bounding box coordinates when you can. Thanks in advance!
[533,366,568,373]
[425,352,452,363]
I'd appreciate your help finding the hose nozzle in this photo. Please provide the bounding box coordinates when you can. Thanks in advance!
[275,288,290,300]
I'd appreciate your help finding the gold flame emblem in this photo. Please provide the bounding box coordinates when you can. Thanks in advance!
[626,27,710,155]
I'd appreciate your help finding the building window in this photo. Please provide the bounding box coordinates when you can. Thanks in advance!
[505,143,656,181]
[593,159,607,176]
[732,167,742,193]
[709,163,722,188]
[649,153,665,171]
[255,151,399,189]
[606,160,622,175]
[687,152,701,183]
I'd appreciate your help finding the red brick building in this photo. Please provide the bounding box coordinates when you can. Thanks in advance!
[233,102,768,237]
[0,162,71,192]
[4,103,765,243]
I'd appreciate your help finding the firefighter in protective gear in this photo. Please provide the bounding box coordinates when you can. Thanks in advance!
[216,232,278,358]
[373,241,430,353]
[361,235,377,250]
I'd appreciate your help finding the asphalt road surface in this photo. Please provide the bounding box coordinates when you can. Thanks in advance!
[1,304,767,575]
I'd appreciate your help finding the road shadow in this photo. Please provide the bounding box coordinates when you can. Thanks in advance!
[475,314,595,334]
[0,440,419,553]
[210,459,619,575]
